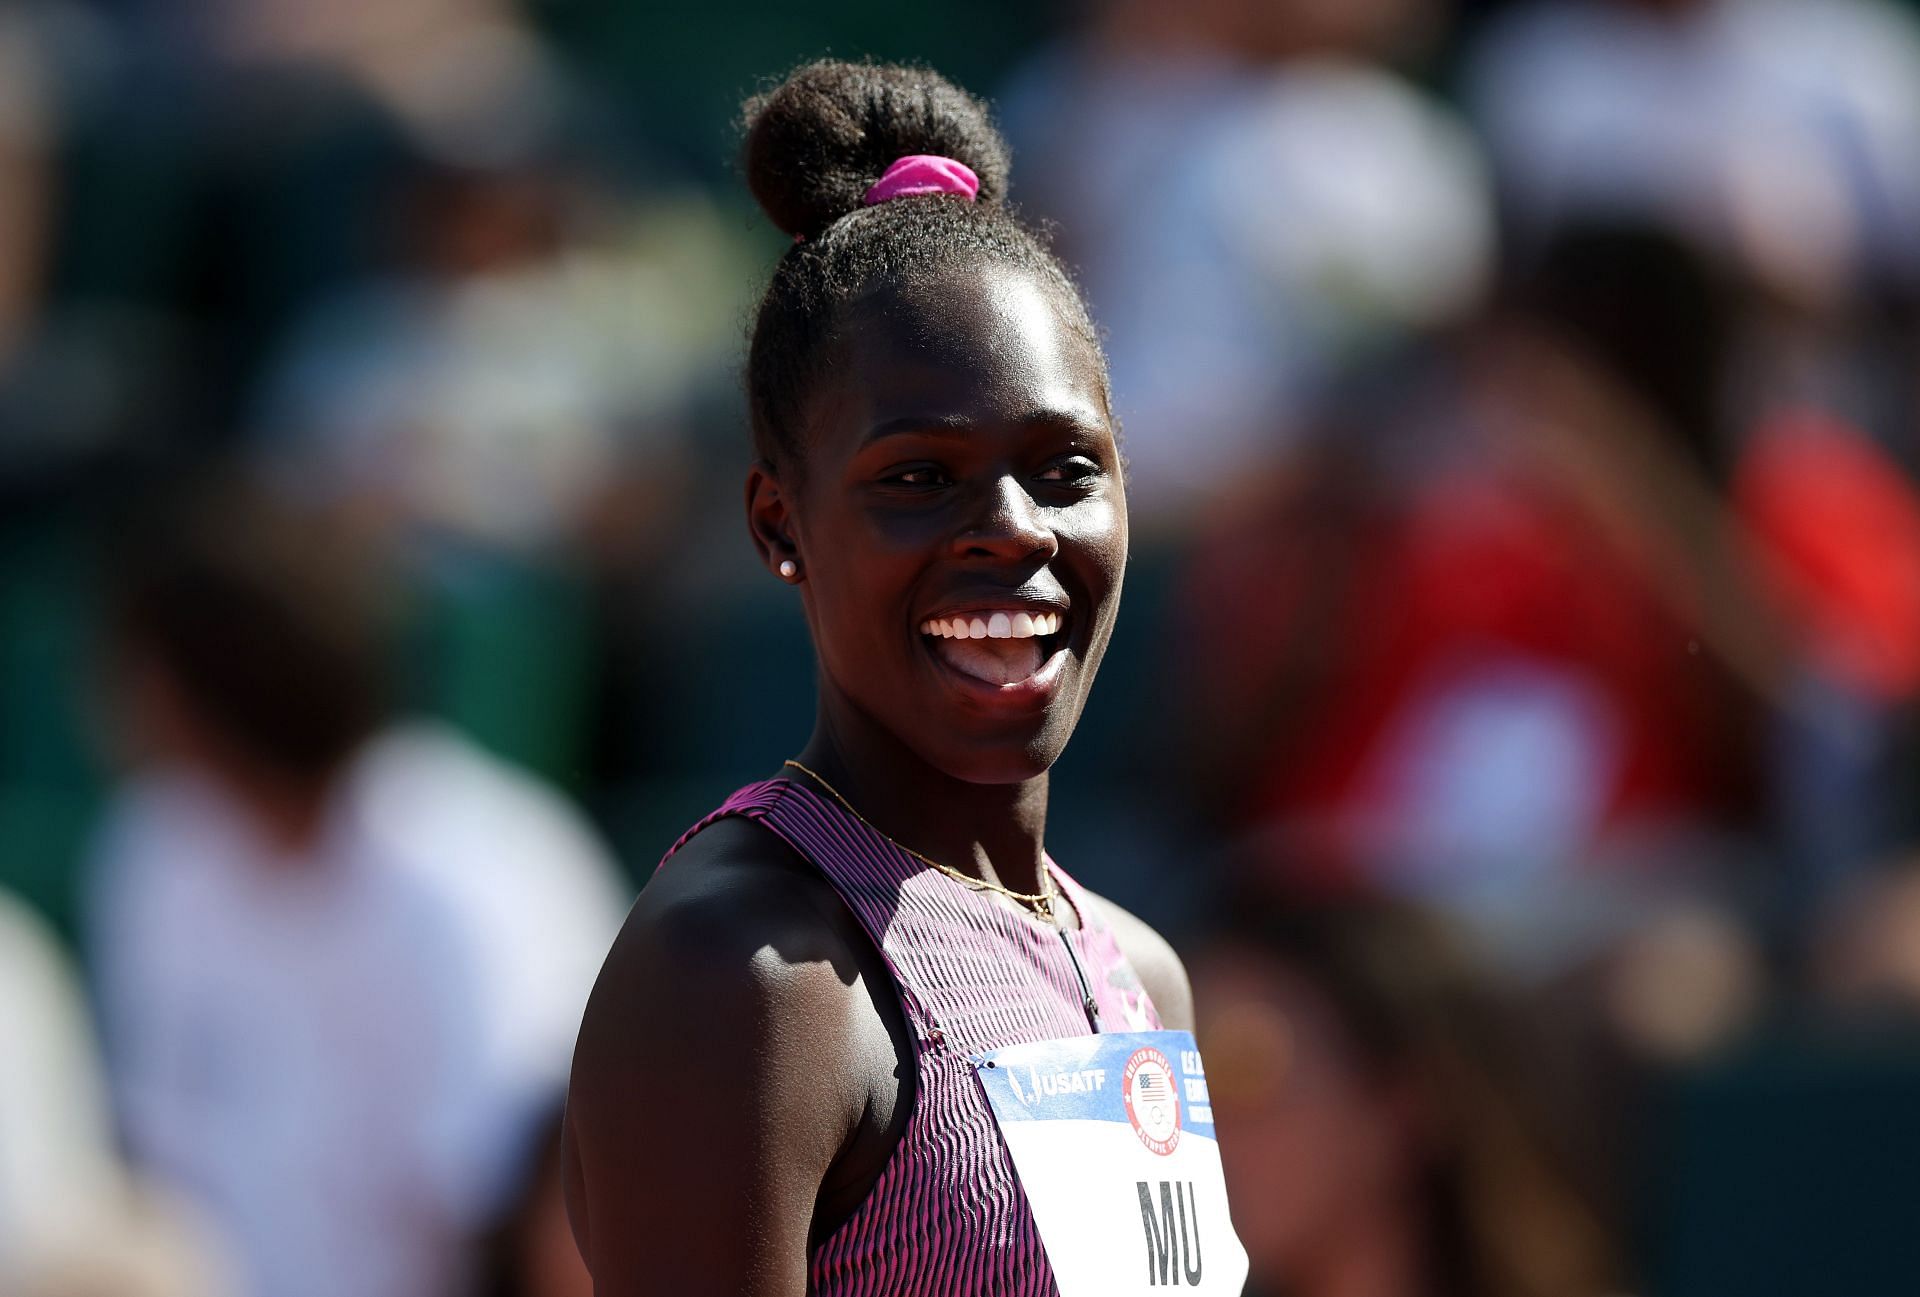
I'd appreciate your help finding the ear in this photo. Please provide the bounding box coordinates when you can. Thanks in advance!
[744,459,799,575]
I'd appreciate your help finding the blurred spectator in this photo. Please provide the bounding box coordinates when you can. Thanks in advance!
[1176,226,1777,957]
[1463,0,1920,306]
[1194,890,1621,1297]
[248,162,741,560]
[0,889,118,1258]
[243,152,750,816]
[86,478,627,1297]
[17,0,619,469]
[0,887,236,1297]
[161,0,752,566]
[1002,0,1490,524]
[117,0,571,172]
[1737,408,1920,886]
[1461,4,1920,891]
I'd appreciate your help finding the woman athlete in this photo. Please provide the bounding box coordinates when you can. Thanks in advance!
[564,61,1244,1296]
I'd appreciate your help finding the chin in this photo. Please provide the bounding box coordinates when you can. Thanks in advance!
[921,710,1084,786]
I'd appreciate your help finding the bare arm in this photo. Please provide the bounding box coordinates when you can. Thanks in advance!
[563,829,874,1296]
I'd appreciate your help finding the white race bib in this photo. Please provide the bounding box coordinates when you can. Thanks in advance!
[974,1030,1250,1294]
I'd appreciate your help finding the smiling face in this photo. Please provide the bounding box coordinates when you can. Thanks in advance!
[766,263,1127,784]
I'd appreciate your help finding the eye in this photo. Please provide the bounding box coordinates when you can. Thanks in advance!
[1036,456,1103,485]
[882,464,951,489]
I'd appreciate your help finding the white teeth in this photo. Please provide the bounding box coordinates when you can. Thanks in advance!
[921,610,1066,639]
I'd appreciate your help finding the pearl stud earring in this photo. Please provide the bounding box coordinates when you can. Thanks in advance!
[779,560,798,581]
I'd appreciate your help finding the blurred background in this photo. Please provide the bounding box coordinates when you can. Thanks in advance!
[5,0,1920,1293]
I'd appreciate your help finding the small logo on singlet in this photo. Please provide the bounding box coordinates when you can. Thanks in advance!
[1121,1046,1181,1156]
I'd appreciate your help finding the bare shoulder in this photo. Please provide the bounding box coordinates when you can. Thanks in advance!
[581,814,873,1048]
[567,811,875,1154]
[632,813,868,964]
[1082,889,1195,1032]
[564,814,883,1294]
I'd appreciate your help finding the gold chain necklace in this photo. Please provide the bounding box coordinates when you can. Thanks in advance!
[781,759,1058,923]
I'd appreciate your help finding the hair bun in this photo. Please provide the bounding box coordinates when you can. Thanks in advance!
[743,60,1011,242]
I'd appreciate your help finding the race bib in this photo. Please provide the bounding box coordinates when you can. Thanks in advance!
[974,1030,1249,1294]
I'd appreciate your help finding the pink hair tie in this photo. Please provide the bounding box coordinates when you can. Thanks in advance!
[863,154,980,206]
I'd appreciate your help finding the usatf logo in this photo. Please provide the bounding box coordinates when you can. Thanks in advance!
[1121,1046,1181,1156]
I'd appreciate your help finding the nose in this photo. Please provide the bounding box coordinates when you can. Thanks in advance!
[954,473,1057,563]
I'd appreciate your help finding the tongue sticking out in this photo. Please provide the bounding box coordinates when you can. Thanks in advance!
[934,634,1046,686]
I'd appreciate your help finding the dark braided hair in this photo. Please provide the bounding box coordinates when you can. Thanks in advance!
[743,60,1109,471]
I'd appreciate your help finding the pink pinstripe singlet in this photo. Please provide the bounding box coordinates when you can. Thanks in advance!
[661,777,1162,1295]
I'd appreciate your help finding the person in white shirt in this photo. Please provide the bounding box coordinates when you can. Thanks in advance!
[87,480,629,1297]
[0,887,236,1296]
[0,888,120,1260]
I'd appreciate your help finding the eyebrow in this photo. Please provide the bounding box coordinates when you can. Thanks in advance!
[861,408,1108,447]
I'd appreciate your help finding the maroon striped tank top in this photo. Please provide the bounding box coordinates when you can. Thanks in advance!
[660,776,1162,1295]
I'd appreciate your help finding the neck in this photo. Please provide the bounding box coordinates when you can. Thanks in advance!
[225,768,336,858]
[202,742,347,860]
[794,696,1051,897]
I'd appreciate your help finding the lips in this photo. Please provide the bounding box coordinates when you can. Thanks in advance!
[918,604,1070,693]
